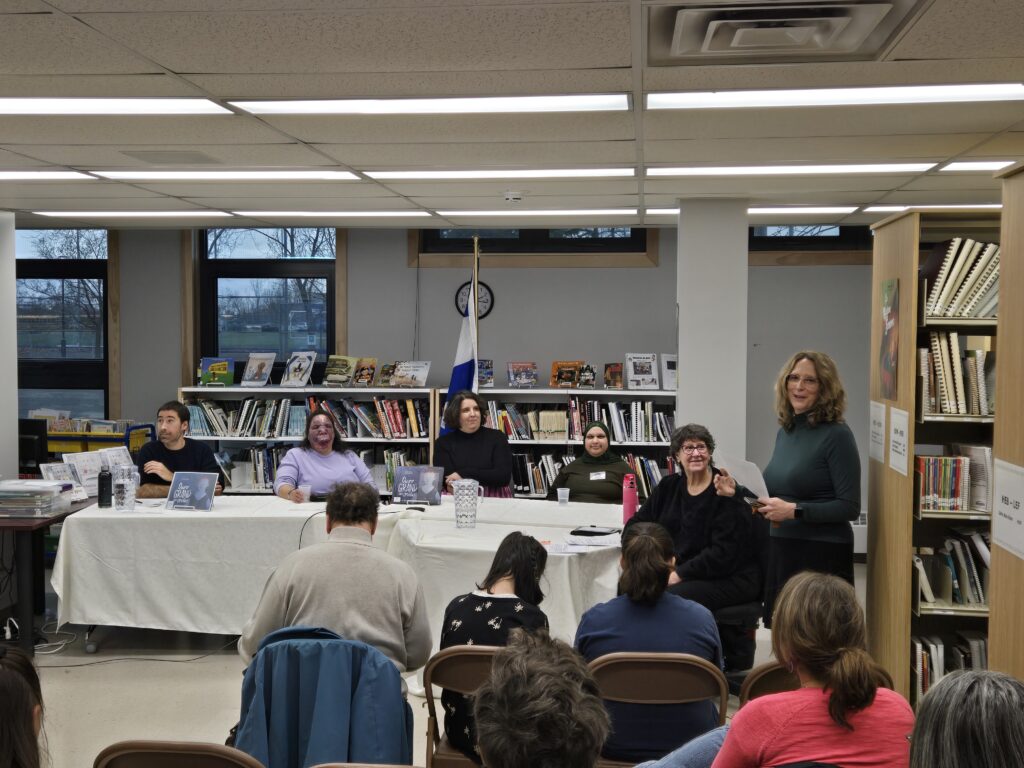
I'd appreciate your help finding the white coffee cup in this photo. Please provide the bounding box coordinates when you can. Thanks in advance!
[557,487,570,505]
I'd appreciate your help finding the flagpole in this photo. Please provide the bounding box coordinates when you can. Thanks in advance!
[472,234,481,344]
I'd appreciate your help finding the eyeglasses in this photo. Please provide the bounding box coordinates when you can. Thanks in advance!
[786,374,820,388]
[680,444,708,455]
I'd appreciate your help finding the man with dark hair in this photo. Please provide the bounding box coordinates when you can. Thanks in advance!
[238,482,431,671]
[474,629,610,768]
[137,400,221,498]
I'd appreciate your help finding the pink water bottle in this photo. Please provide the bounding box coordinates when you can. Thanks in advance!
[622,474,638,524]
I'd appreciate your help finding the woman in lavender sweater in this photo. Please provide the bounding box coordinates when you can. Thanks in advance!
[275,409,375,502]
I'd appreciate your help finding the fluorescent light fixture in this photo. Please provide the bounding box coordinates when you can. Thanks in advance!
[648,164,934,176]
[34,211,233,218]
[0,98,230,115]
[939,161,1015,172]
[230,94,629,115]
[366,168,634,180]
[646,207,856,215]
[864,204,1003,212]
[647,83,1024,110]
[749,207,857,215]
[0,171,93,180]
[438,209,637,217]
[234,211,432,217]
[95,170,359,181]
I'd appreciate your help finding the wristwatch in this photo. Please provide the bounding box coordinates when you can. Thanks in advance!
[793,505,804,520]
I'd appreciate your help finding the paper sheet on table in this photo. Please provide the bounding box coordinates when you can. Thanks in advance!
[715,452,769,499]
[565,532,622,548]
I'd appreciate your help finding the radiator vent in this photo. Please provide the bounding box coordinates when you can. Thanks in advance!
[648,1,929,65]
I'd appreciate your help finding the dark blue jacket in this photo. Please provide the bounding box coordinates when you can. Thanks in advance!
[235,626,412,768]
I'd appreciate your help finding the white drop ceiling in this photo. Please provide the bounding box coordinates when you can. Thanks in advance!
[1,0,1022,229]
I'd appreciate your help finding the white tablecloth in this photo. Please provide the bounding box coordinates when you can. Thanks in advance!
[52,496,623,640]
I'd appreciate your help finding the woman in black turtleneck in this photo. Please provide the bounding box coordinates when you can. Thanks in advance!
[433,390,514,498]
[547,420,632,504]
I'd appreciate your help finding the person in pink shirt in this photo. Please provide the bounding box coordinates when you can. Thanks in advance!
[710,571,914,768]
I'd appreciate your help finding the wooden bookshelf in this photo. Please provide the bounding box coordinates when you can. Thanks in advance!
[867,210,1000,699]
[989,165,1024,680]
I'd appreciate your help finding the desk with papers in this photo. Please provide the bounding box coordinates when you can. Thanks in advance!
[52,496,623,643]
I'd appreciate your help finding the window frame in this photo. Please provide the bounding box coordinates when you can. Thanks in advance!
[420,227,648,255]
[198,234,337,382]
[16,256,109,416]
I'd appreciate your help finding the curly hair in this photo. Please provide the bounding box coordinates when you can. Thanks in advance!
[474,629,609,768]
[669,424,716,462]
[774,351,847,430]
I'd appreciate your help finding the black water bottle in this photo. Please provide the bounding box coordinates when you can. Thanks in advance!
[97,468,113,508]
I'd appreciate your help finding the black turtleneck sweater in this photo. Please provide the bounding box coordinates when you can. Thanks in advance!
[433,427,513,491]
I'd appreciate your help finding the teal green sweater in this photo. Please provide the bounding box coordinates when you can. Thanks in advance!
[762,413,861,544]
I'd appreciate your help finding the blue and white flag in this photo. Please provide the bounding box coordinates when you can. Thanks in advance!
[442,280,478,433]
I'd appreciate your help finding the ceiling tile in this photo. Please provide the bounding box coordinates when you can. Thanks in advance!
[410,194,639,209]
[0,116,289,145]
[136,181,395,198]
[2,143,336,168]
[316,141,636,168]
[383,180,637,197]
[644,177,919,195]
[887,0,1024,60]
[0,74,205,97]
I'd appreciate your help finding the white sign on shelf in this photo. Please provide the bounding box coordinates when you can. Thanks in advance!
[993,459,1024,561]
[888,407,909,477]
[869,400,886,463]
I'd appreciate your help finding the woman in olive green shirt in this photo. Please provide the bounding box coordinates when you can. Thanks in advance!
[547,421,632,504]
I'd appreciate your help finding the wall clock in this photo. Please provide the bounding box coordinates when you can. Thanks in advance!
[455,280,494,319]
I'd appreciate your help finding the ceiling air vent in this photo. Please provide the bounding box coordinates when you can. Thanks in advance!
[648,1,929,65]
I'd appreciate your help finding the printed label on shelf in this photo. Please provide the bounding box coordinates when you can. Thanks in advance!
[993,459,1024,561]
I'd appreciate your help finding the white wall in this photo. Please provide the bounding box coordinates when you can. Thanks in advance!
[118,230,185,423]
[0,213,16,481]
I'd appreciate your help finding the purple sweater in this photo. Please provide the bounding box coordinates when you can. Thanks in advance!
[274,447,376,495]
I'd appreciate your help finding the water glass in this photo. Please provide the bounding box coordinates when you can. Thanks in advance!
[113,465,137,511]
[557,487,570,505]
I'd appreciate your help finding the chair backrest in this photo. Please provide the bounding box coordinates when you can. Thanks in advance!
[738,660,801,706]
[93,740,264,768]
[587,652,729,725]
[422,645,501,757]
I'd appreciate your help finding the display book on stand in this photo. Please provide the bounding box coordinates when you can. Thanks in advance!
[183,352,434,495]
[463,352,678,500]
[909,232,999,706]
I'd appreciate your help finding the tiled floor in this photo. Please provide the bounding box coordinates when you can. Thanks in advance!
[31,565,864,767]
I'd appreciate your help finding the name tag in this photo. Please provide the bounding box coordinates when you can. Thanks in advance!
[590,471,606,481]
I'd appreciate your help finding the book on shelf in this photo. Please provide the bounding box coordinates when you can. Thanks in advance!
[352,358,378,386]
[241,353,276,387]
[916,454,970,512]
[376,363,397,387]
[660,354,677,391]
[477,359,494,388]
[920,333,995,416]
[922,237,1000,318]
[280,351,316,387]
[950,443,993,513]
[199,357,235,386]
[213,451,234,488]
[507,361,538,388]
[550,360,584,388]
[578,364,597,389]
[39,462,88,501]
[322,355,357,386]
[603,363,623,390]
[391,360,431,388]
[625,353,659,390]
[511,452,567,496]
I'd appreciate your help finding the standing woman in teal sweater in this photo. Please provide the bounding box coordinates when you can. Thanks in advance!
[716,350,860,625]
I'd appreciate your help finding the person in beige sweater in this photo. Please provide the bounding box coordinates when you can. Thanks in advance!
[238,482,432,672]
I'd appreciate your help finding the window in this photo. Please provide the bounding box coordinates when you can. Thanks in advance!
[422,228,647,254]
[748,225,871,251]
[200,229,336,373]
[752,225,839,237]
[16,230,109,418]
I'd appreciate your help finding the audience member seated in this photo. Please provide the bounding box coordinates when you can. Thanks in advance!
[275,409,375,502]
[433,390,513,497]
[137,400,222,498]
[0,646,45,768]
[695,571,913,768]
[474,628,610,768]
[630,424,761,612]
[238,482,431,672]
[546,420,633,504]
[911,670,1024,768]
[575,522,723,763]
[440,531,550,763]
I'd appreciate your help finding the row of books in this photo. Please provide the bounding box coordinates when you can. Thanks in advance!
[915,444,993,513]
[921,237,1000,318]
[919,332,994,416]
[915,528,991,608]
[202,353,432,389]
[486,400,673,444]
[510,452,569,497]
[624,453,667,500]
[27,408,134,435]
[314,397,430,440]
[910,631,987,707]
[505,353,677,390]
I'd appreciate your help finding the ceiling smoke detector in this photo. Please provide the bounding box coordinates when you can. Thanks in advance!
[648,1,928,65]
[504,190,524,203]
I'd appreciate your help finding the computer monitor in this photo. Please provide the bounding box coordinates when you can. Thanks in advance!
[18,417,50,477]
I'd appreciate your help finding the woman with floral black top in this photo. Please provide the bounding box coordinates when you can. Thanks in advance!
[439,532,549,763]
